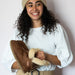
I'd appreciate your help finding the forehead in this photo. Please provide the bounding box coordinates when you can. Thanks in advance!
[27,0,42,4]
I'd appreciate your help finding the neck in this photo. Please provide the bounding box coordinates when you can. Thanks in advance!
[32,19,42,28]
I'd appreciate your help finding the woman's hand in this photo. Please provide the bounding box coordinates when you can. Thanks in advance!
[36,51,45,60]
[36,51,61,65]
[11,59,31,69]
[11,61,20,69]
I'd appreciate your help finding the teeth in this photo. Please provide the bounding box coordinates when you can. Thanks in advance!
[32,13,38,15]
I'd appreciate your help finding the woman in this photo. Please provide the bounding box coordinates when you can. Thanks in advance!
[1,0,73,75]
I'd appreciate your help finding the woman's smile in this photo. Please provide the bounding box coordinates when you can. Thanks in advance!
[32,12,39,16]
[26,0,43,21]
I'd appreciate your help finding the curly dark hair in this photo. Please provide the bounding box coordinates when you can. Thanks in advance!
[16,4,58,42]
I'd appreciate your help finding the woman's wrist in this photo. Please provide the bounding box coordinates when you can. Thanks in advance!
[44,53,61,65]
[45,53,48,60]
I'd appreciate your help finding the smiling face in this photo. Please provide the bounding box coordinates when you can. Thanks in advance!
[26,0,43,22]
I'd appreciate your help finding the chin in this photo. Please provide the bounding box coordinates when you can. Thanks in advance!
[32,18,41,21]
[31,17,41,21]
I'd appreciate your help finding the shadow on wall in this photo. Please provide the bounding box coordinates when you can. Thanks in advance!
[47,0,75,75]
[47,0,55,11]
[54,67,62,75]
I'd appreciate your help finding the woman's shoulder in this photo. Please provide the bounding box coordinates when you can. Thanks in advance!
[56,23,63,29]
[55,23,64,32]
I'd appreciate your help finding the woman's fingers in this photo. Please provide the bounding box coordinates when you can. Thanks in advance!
[36,51,45,60]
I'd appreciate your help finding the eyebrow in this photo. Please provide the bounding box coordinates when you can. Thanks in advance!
[27,1,42,5]
[35,1,42,3]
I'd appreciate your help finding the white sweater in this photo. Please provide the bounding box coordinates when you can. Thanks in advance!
[1,23,73,74]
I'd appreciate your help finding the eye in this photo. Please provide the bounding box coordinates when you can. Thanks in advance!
[28,5,33,7]
[36,3,41,6]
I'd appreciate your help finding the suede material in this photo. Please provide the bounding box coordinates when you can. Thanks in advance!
[10,40,39,73]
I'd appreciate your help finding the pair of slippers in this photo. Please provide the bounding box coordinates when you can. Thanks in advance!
[10,40,50,73]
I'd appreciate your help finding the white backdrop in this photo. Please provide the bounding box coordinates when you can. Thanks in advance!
[0,0,75,75]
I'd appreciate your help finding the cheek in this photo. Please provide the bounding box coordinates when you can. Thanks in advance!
[27,8,31,15]
[39,7,43,14]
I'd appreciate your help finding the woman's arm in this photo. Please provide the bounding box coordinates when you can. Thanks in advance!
[36,51,61,65]
[45,53,61,65]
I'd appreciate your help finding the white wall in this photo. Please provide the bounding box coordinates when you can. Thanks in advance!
[0,0,75,75]
[0,0,22,54]
[47,0,75,75]
[0,0,22,75]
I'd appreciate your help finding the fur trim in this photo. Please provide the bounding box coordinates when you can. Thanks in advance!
[29,48,50,66]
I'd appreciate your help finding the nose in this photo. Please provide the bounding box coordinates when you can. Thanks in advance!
[33,5,37,11]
